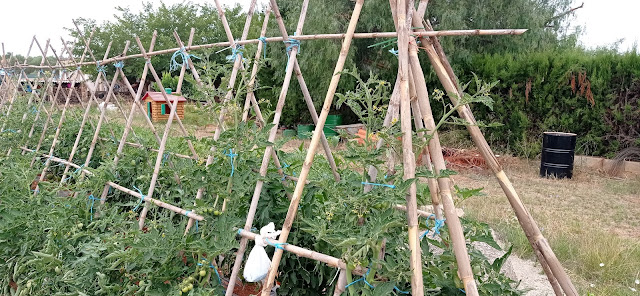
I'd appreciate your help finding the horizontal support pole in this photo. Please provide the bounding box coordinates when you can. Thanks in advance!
[107,181,204,221]
[393,204,435,219]
[21,146,94,176]
[237,229,367,275]
[4,29,526,69]
[99,137,195,160]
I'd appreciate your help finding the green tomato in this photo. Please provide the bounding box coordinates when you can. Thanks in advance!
[187,276,194,283]
[187,283,193,290]
[77,223,83,229]
[55,266,61,274]
[199,270,206,277]
[181,286,189,293]
[472,266,481,274]
[213,210,221,216]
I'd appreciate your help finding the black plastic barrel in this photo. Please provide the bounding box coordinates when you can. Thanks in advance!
[540,132,577,179]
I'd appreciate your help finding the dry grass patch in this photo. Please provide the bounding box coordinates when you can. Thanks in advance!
[454,156,640,295]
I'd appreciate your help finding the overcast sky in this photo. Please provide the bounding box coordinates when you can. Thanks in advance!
[1,0,638,56]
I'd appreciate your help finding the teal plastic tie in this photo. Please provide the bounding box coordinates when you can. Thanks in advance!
[132,185,146,211]
[87,194,104,221]
[258,36,268,59]
[96,61,106,75]
[419,214,446,240]
[361,181,395,189]
[197,258,222,284]
[225,149,238,177]
[170,47,200,72]
[345,269,375,289]
[284,34,301,71]
[265,237,288,250]
[113,61,124,69]
[388,48,399,56]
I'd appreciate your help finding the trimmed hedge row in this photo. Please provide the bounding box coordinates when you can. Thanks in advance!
[442,49,640,157]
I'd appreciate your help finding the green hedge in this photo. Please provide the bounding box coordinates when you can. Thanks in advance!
[450,49,640,157]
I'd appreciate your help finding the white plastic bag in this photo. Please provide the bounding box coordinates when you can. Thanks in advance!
[243,222,282,282]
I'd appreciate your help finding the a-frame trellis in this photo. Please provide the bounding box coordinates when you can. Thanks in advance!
[0,0,578,294]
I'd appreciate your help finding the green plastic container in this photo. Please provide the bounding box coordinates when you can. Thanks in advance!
[297,124,314,139]
[165,88,172,94]
[323,126,338,137]
[283,129,296,138]
[326,114,343,126]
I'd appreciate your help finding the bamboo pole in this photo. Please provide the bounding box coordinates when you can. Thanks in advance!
[411,12,576,296]
[21,147,93,176]
[36,42,110,185]
[397,12,480,293]
[267,4,341,182]
[224,0,313,292]
[259,1,364,295]
[112,31,158,167]
[61,41,131,184]
[176,28,195,93]
[172,30,202,86]
[212,0,257,140]
[99,137,194,160]
[5,29,527,71]
[393,0,425,293]
[29,35,94,167]
[393,204,435,219]
[61,42,130,185]
[100,32,158,202]
[134,35,197,230]
[241,7,272,124]
[106,181,204,221]
[237,230,366,276]
[333,269,348,296]
[408,70,442,219]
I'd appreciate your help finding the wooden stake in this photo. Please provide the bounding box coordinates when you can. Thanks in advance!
[393,0,425,293]
[412,12,576,296]
[176,28,196,93]
[259,1,364,295]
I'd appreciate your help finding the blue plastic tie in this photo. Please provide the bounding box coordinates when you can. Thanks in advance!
[96,61,106,75]
[225,149,237,177]
[170,47,200,72]
[394,286,410,294]
[388,48,399,57]
[460,289,466,294]
[223,43,244,63]
[132,185,146,211]
[31,106,38,114]
[87,194,103,222]
[197,258,222,284]
[419,214,446,240]
[1,129,17,133]
[361,181,395,189]
[284,34,301,71]
[345,269,375,289]
[162,152,170,166]
[257,36,268,59]
[62,164,85,182]
[113,61,124,69]
[265,237,288,250]
[184,210,198,232]
[43,155,54,165]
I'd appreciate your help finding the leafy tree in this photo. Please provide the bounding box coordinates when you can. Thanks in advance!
[67,2,263,95]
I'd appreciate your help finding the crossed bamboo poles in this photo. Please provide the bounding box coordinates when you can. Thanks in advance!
[0,1,577,294]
